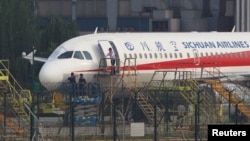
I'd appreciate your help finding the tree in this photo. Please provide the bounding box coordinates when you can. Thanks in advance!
[39,17,79,57]
[0,0,39,88]
[0,0,79,90]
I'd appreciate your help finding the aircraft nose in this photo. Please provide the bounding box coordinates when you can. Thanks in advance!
[39,62,64,90]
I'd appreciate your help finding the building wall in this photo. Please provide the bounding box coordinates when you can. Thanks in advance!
[37,0,235,32]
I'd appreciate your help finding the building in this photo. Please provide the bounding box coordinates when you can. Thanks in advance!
[38,0,248,33]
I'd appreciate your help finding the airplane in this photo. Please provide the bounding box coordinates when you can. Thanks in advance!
[22,30,250,91]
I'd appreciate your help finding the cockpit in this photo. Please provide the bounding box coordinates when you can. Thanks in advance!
[47,45,93,61]
[57,51,92,60]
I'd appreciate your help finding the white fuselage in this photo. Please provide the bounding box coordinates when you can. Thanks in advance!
[38,32,250,90]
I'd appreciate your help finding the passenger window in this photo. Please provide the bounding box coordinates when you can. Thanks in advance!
[179,53,182,58]
[170,53,173,58]
[205,52,208,57]
[134,53,137,59]
[129,53,132,58]
[139,53,142,59]
[200,53,203,57]
[83,51,92,60]
[149,53,152,59]
[58,51,73,59]
[74,51,84,60]
[159,53,162,58]
[124,54,127,58]
[187,53,190,58]
[144,53,147,59]
[174,53,177,58]
[154,53,157,58]
[164,53,167,58]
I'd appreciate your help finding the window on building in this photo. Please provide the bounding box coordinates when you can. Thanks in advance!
[152,20,168,32]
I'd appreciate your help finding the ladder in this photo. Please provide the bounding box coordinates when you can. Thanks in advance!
[0,60,31,137]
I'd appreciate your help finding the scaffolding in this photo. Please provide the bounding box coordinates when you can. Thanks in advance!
[0,60,37,139]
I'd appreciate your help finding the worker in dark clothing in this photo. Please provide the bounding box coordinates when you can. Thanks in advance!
[78,73,87,97]
[68,72,77,98]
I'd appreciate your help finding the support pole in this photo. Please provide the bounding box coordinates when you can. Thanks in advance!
[228,89,234,122]
[154,101,157,141]
[195,89,203,141]
[235,100,243,125]
[153,91,157,141]
[165,91,170,134]
[30,47,35,141]
[115,109,125,141]
[101,90,107,139]
[113,101,117,141]
[3,92,6,141]
[70,88,75,141]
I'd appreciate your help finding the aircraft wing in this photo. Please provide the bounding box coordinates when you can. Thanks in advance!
[22,50,47,64]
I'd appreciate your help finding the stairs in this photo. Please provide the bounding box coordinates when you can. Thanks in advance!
[0,114,27,136]
[97,57,164,123]
[119,58,165,123]
[135,90,164,123]
[205,79,250,118]
[146,71,218,123]
[0,60,31,137]
[145,71,194,123]
[181,79,218,122]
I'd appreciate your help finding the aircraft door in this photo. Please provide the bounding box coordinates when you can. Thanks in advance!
[98,40,120,73]
[192,48,200,65]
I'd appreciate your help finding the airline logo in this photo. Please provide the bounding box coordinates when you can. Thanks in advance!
[125,41,167,52]
[182,41,249,49]
[124,42,134,51]
[123,40,250,53]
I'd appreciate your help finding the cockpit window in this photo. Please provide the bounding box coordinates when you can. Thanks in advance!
[74,51,84,59]
[58,51,73,59]
[49,46,67,60]
[83,51,92,60]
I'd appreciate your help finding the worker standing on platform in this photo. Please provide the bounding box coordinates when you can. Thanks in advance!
[78,73,87,97]
[68,72,77,98]
[106,47,116,75]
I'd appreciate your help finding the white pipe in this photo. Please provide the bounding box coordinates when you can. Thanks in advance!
[241,0,245,31]
[72,0,77,21]
[236,0,240,32]
[247,0,250,31]
[116,109,125,141]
